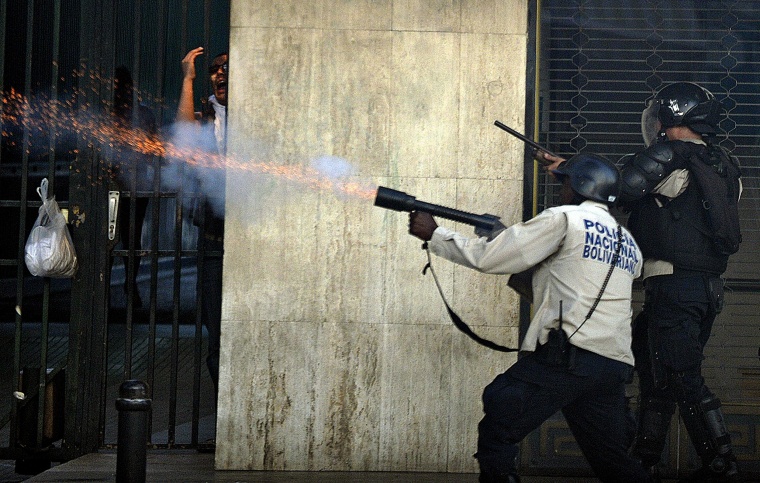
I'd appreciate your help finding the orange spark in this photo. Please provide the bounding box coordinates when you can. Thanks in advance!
[1,89,377,200]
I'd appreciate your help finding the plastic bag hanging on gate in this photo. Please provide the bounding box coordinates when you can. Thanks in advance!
[24,178,78,278]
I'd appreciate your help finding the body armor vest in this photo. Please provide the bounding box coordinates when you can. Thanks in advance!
[626,142,733,275]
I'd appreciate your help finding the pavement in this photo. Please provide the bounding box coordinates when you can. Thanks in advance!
[4,444,693,483]
[12,450,618,483]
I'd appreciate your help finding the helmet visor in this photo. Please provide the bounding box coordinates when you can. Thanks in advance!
[641,99,661,147]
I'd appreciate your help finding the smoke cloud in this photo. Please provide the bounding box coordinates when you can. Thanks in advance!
[2,89,376,225]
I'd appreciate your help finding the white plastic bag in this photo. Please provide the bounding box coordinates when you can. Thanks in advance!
[24,178,78,278]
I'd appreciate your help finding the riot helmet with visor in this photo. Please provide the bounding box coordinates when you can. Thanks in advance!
[641,82,724,146]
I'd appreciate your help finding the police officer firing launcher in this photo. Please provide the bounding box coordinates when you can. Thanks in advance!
[408,154,651,483]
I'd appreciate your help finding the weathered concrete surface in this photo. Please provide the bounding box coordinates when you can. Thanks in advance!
[219,0,528,472]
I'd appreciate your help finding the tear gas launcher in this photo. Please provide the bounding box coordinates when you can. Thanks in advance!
[374,185,534,300]
[373,186,505,239]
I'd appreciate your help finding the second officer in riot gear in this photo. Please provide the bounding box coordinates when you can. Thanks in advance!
[619,82,743,482]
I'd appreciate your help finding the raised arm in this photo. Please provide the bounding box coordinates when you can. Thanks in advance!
[176,47,204,123]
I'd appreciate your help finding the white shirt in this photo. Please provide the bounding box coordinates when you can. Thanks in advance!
[428,201,642,366]
[208,95,227,155]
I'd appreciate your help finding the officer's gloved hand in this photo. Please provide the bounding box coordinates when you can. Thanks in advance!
[409,211,438,242]
[534,149,566,173]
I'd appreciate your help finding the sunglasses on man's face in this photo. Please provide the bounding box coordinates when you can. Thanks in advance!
[208,63,228,74]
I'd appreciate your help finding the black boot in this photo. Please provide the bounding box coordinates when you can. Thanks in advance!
[632,397,676,469]
[679,396,742,483]
[479,473,520,483]
[678,458,741,482]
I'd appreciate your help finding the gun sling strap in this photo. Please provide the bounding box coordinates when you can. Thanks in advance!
[421,225,622,352]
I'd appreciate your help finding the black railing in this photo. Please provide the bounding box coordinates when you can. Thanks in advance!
[0,0,230,471]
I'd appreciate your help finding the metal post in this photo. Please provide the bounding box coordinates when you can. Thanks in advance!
[115,380,151,483]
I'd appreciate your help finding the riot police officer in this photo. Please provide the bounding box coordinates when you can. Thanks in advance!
[619,82,743,482]
[409,154,651,483]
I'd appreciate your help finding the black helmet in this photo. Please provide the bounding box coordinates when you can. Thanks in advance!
[641,82,724,145]
[551,153,621,205]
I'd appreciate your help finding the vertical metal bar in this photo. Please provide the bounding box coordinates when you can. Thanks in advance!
[145,156,159,444]
[192,199,204,446]
[99,235,113,449]
[100,184,115,448]
[96,0,119,448]
[68,0,95,457]
[191,246,203,446]
[131,0,141,128]
[144,0,169,443]
[169,0,200,446]
[203,0,211,78]
[154,0,167,123]
[201,1,219,444]
[176,32,188,455]
[122,0,143,382]
[180,0,188,55]
[0,0,20,454]
[33,0,63,452]
[121,0,142,364]
[13,0,35,454]
[169,4,195,441]
[168,188,183,445]
[48,0,61,186]
[66,0,115,458]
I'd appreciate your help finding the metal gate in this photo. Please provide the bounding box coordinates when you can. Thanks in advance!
[521,0,760,478]
[0,0,230,473]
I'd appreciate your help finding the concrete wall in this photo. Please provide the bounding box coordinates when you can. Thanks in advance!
[217,0,529,472]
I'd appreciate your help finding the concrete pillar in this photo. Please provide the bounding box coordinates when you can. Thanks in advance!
[218,0,528,472]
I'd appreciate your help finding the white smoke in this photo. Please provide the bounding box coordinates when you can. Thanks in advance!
[310,155,356,179]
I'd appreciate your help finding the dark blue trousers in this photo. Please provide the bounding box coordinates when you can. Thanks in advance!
[630,273,729,470]
[633,273,722,404]
[201,235,223,394]
[476,349,651,482]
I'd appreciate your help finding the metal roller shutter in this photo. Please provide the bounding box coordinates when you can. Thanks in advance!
[523,0,760,477]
